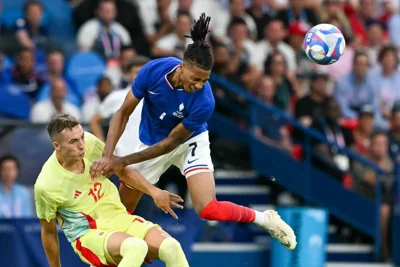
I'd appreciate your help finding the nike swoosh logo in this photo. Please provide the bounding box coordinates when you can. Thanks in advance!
[148,90,159,95]
[187,158,199,164]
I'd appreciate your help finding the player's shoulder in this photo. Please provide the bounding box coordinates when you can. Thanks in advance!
[195,81,215,105]
[34,153,62,193]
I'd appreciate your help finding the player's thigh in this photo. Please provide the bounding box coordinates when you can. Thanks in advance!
[71,229,118,266]
[172,131,214,178]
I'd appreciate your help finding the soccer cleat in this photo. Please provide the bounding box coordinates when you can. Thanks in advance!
[263,210,297,250]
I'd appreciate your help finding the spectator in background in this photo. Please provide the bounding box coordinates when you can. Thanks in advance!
[214,0,257,41]
[245,0,272,40]
[365,20,389,66]
[388,106,400,162]
[295,72,329,128]
[43,49,65,81]
[374,45,400,127]
[351,131,392,261]
[345,0,381,46]
[82,76,113,123]
[264,51,297,113]
[117,46,136,88]
[11,48,45,101]
[30,78,80,122]
[287,21,314,79]
[253,76,293,153]
[105,45,136,88]
[225,17,262,92]
[0,155,33,218]
[256,18,297,74]
[312,97,355,174]
[14,1,49,50]
[319,0,353,41]
[77,0,131,60]
[152,11,192,59]
[276,0,320,28]
[388,5,400,48]
[334,51,381,124]
[138,0,174,47]
[73,0,148,55]
[353,105,375,156]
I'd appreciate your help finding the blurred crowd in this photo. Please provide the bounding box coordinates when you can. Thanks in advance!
[1,0,400,261]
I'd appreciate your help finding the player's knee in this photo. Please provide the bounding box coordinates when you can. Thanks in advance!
[120,237,148,258]
[159,237,188,266]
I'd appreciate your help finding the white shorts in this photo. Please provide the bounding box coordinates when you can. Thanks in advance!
[128,131,214,184]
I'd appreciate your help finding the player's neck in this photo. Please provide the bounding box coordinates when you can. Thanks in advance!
[56,152,85,174]
[168,70,183,88]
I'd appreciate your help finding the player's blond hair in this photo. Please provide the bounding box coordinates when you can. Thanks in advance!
[47,114,80,139]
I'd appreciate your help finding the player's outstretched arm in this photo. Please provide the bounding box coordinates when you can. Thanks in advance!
[40,218,61,267]
[121,123,193,166]
[117,166,184,219]
[90,91,140,179]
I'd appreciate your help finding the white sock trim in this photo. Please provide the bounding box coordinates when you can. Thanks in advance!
[253,210,265,226]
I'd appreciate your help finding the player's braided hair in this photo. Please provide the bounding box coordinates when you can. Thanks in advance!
[183,13,213,70]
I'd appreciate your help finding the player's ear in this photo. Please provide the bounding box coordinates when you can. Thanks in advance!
[53,141,60,151]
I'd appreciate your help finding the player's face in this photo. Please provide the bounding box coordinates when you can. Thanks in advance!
[54,126,85,161]
[180,63,210,93]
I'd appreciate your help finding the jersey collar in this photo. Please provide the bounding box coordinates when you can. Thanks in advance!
[164,64,183,90]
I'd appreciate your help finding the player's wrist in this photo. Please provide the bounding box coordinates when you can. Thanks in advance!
[149,187,161,198]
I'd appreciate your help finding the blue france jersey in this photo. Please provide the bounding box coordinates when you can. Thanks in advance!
[132,57,215,146]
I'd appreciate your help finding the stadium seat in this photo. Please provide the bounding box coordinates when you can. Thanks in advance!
[1,7,50,29]
[65,52,106,96]
[2,55,13,71]
[0,84,31,119]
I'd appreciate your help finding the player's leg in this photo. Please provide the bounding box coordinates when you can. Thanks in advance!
[126,215,189,266]
[144,227,189,266]
[71,229,147,267]
[174,131,296,250]
[186,172,296,250]
[119,182,144,213]
[106,232,148,267]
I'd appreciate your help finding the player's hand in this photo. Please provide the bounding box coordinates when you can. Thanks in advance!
[152,189,184,219]
[90,156,113,179]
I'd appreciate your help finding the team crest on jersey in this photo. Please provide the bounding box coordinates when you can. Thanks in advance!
[173,103,185,118]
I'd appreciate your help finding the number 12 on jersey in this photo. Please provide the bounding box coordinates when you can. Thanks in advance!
[88,182,104,202]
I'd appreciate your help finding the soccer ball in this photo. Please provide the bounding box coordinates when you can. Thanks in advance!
[303,24,346,65]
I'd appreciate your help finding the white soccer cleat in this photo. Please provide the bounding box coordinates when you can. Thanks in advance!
[263,210,297,250]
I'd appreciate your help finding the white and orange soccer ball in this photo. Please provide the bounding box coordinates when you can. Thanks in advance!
[303,24,346,65]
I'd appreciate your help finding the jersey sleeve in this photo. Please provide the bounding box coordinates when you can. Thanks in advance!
[182,85,215,132]
[85,132,105,160]
[34,183,59,222]
[131,62,152,100]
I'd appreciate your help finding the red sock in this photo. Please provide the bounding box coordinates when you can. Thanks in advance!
[199,199,255,223]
